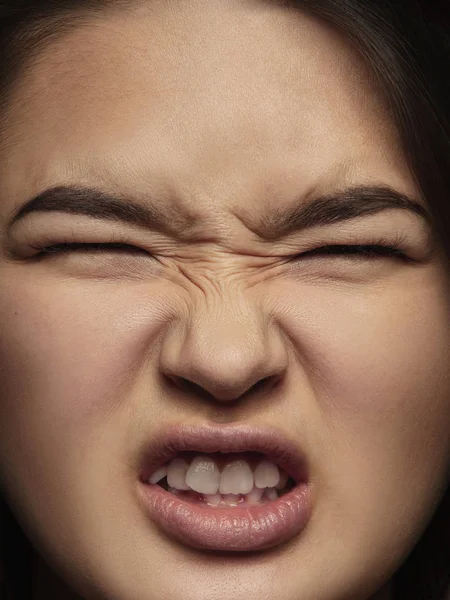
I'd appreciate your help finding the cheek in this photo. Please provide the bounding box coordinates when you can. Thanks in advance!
[279,268,450,425]
[0,276,173,489]
[278,268,450,534]
[269,269,450,578]
[319,281,450,457]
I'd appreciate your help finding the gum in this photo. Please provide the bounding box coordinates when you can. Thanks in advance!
[166,487,280,507]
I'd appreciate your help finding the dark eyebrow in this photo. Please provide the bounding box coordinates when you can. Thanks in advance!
[254,184,433,240]
[7,183,432,240]
[7,185,196,238]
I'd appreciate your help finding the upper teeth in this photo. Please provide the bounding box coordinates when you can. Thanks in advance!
[167,458,191,491]
[186,456,221,495]
[218,460,254,495]
[148,455,290,495]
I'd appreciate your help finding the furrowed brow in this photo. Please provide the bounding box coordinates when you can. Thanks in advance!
[252,185,433,240]
[7,183,432,241]
[7,185,196,237]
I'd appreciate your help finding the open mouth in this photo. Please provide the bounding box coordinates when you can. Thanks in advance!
[137,424,311,551]
[146,450,297,507]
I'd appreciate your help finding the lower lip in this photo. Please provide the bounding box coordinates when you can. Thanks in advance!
[137,481,311,552]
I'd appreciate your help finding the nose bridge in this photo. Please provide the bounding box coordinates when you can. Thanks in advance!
[159,290,288,402]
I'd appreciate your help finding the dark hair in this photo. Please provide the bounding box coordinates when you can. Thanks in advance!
[0,1,449,599]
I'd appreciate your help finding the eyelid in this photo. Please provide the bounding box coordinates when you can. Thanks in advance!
[300,231,409,253]
[28,229,415,260]
[28,231,141,251]
[300,243,405,258]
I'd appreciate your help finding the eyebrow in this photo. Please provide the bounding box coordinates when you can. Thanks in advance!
[7,183,433,240]
[254,185,432,240]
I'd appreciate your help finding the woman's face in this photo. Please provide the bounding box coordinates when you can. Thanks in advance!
[0,2,449,599]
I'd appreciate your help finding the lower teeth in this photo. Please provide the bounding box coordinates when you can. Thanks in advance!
[157,478,293,506]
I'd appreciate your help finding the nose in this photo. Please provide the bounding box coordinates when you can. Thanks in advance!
[159,302,288,403]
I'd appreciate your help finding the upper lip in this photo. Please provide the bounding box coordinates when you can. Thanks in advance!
[139,422,308,485]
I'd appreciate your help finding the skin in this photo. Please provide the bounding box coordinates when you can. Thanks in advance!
[0,1,449,599]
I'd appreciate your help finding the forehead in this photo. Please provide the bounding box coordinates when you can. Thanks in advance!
[0,0,412,220]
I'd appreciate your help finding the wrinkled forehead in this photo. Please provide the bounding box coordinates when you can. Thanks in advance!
[0,0,413,220]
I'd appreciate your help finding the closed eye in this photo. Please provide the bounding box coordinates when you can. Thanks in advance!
[32,242,149,256]
[31,242,409,262]
[298,244,407,260]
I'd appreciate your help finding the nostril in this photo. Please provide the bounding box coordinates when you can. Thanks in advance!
[167,375,214,400]
[165,373,283,403]
[240,374,280,400]
[253,374,279,393]
[246,378,265,395]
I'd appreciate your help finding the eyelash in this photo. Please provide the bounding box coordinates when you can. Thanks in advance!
[31,241,408,260]
[298,243,406,260]
[31,242,147,256]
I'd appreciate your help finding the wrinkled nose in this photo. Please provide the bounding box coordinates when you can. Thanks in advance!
[159,304,288,403]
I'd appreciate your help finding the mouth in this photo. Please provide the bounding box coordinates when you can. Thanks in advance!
[137,423,311,552]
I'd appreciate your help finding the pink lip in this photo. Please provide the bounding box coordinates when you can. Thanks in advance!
[137,423,312,552]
